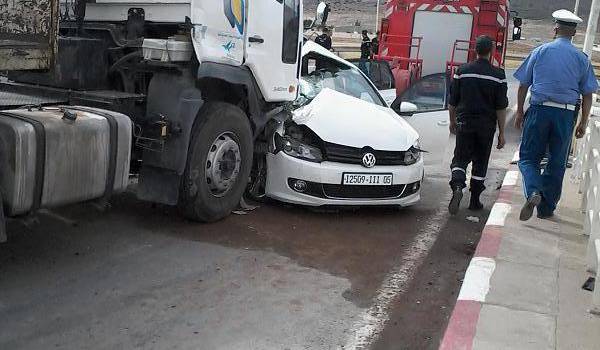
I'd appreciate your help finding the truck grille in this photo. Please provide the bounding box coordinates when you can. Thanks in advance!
[323,142,408,166]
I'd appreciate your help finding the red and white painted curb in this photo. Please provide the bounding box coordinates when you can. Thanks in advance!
[439,151,520,350]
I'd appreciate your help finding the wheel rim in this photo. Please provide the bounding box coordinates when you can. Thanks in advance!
[205,132,242,197]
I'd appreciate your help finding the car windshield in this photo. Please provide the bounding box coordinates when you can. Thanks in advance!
[295,54,385,108]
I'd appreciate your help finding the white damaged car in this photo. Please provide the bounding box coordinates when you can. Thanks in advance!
[261,42,425,207]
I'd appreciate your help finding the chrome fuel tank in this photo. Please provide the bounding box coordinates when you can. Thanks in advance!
[0,106,132,216]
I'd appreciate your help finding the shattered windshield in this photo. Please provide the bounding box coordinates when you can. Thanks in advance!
[294,54,385,108]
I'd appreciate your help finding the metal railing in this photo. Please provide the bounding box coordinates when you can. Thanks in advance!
[574,97,600,314]
[374,34,423,78]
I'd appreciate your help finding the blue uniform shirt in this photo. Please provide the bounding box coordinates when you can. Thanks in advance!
[514,37,599,105]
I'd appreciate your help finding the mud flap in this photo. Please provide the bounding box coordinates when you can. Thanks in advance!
[0,191,6,243]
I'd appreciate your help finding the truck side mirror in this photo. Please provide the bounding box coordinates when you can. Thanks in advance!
[316,2,326,23]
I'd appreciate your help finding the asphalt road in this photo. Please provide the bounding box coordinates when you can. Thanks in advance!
[0,81,522,350]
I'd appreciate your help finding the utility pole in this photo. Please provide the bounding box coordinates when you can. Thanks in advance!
[583,0,600,57]
[375,0,380,34]
[574,0,581,15]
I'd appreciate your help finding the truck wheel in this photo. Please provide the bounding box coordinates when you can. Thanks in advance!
[181,102,253,222]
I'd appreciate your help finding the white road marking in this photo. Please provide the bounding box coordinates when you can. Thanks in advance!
[447,5,458,13]
[417,3,430,11]
[502,170,519,187]
[461,6,472,14]
[512,149,520,163]
[344,204,449,349]
[432,4,444,11]
[486,203,511,226]
[458,257,496,302]
[497,12,504,26]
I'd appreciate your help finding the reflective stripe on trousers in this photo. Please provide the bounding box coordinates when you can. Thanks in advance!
[450,126,496,192]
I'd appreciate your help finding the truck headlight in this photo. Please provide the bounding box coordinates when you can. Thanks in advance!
[275,134,323,163]
[403,140,422,165]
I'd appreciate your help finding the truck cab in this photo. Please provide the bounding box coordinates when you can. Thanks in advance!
[0,0,303,223]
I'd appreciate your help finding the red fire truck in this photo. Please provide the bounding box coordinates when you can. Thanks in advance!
[375,0,510,94]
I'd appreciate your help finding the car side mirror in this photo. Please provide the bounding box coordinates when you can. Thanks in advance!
[393,100,418,116]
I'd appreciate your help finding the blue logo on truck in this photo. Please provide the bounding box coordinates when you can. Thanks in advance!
[222,41,235,53]
[223,0,245,35]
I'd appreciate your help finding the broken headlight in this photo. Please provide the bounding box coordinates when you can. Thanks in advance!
[278,135,323,162]
[274,123,324,163]
[403,140,422,165]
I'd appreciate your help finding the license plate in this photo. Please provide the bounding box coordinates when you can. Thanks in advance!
[342,173,393,186]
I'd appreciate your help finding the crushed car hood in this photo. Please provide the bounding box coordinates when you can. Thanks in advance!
[292,88,419,151]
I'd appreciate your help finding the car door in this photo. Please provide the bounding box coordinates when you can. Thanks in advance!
[393,74,451,166]
[245,0,302,102]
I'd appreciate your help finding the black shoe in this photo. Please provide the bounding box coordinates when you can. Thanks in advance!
[537,212,554,220]
[468,197,484,211]
[449,188,463,215]
[519,192,542,221]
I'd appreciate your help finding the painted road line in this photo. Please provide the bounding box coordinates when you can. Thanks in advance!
[440,148,519,350]
[457,257,496,302]
[344,204,449,349]
[486,202,511,226]
[511,149,520,163]
[502,170,519,187]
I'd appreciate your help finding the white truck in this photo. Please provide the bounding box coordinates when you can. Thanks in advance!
[0,0,303,236]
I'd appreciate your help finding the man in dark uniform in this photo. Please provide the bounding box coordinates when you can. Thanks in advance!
[358,30,372,74]
[371,31,380,58]
[448,36,509,215]
[314,27,332,51]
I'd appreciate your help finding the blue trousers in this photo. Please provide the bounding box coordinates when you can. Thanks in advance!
[519,105,575,215]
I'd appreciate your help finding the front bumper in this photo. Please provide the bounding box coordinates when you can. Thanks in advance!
[265,151,424,206]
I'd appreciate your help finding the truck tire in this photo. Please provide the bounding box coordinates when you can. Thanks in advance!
[180,102,253,222]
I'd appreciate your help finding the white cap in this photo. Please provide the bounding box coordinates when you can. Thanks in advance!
[552,9,583,26]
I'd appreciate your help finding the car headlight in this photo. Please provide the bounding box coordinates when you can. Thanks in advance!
[275,134,323,163]
[404,140,422,165]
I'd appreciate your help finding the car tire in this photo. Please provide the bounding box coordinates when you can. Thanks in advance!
[180,102,253,222]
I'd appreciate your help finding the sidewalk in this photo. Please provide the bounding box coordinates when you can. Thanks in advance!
[440,157,600,349]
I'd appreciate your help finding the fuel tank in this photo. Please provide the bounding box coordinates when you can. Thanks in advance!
[0,106,132,216]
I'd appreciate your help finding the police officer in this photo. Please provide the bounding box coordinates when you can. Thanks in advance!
[448,36,509,215]
[514,9,599,221]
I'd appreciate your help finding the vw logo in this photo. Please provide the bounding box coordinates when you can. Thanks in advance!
[362,153,376,168]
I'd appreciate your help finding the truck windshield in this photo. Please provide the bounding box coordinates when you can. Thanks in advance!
[282,0,300,64]
[295,59,385,108]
